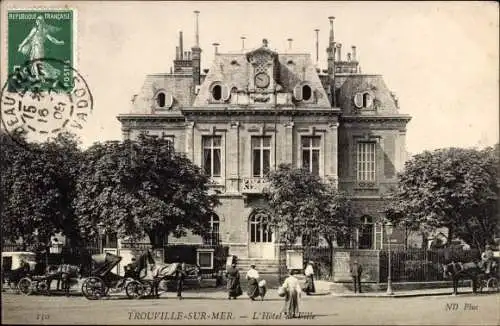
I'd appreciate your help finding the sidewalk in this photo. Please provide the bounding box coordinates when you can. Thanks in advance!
[331,287,476,298]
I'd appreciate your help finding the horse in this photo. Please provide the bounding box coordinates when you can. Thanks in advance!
[140,251,201,298]
[442,261,484,295]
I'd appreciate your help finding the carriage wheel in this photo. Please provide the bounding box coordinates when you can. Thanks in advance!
[36,280,50,295]
[486,278,499,292]
[81,277,106,300]
[125,281,150,299]
[18,277,33,295]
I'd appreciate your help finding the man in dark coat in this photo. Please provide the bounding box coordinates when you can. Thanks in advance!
[350,260,363,293]
[176,262,187,300]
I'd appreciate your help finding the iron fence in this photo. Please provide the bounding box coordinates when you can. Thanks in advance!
[379,248,481,282]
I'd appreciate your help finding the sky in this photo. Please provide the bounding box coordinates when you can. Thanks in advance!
[1,1,498,155]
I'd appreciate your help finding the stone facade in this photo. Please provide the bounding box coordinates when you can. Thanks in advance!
[117,15,411,260]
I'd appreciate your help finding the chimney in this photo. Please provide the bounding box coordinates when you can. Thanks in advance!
[328,16,335,46]
[213,42,220,54]
[175,46,180,60]
[241,36,246,50]
[191,10,202,86]
[194,10,200,47]
[287,38,293,50]
[337,43,342,62]
[179,31,184,59]
[314,29,320,65]
[351,45,357,61]
[347,52,351,62]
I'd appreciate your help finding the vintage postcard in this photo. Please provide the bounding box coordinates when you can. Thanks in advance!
[1,1,498,325]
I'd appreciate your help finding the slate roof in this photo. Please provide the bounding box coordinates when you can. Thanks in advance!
[337,75,400,115]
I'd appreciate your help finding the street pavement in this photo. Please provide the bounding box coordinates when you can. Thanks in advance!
[2,289,499,325]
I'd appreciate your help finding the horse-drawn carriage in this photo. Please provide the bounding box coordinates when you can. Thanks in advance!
[1,252,37,291]
[81,252,152,300]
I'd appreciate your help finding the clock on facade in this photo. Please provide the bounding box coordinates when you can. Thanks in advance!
[254,72,270,88]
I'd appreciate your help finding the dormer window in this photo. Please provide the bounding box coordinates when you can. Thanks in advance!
[293,82,314,103]
[212,85,222,100]
[302,85,312,101]
[157,92,166,107]
[210,83,230,102]
[154,90,173,109]
[354,91,374,109]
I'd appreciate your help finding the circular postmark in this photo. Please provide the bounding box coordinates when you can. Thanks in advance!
[1,58,93,144]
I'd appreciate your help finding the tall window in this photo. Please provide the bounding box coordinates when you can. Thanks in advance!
[252,136,271,178]
[301,136,321,175]
[357,142,376,181]
[250,213,273,243]
[203,213,220,245]
[203,136,221,177]
[358,216,374,249]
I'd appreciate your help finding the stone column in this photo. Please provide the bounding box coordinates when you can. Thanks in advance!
[284,121,294,165]
[185,121,195,161]
[227,121,240,193]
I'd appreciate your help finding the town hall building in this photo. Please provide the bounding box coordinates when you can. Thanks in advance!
[117,13,411,264]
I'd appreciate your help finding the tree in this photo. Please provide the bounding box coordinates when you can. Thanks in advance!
[265,164,353,251]
[386,147,499,249]
[74,135,219,248]
[0,131,83,249]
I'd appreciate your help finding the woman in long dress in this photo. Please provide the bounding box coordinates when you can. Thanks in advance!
[226,262,242,300]
[246,264,260,300]
[17,15,65,81]
[281,270,302,318]
[304,261,316,295]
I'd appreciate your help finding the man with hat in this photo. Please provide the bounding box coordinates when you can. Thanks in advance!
[303,261,315,295]
[350,260,363,293]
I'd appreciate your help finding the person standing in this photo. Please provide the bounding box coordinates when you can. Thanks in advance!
[304,261,316,295]
[246,264,260,300]
[176,262,186,300]
[350,260,363,293]
[226,262,242,300]
[281,270,302,318]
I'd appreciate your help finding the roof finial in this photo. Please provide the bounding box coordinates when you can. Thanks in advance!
[287,38,293,50]
[194,10,200,47]
[314,29,320,65]
[241,36,246,50]
[212,42,220,54]
[262,38,269,47]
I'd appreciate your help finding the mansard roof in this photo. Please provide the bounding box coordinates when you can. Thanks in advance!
[337,74,400,115]
[129,74,194,114]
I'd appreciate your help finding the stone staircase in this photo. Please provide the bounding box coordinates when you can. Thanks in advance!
[236,258,280,274]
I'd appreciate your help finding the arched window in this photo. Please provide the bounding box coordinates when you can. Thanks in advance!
[203,213,220,245]
[156,92,166,107]
[302,85,312,101]
[358,216,374,249]
[212,84,222,101]
[250,211,273,243]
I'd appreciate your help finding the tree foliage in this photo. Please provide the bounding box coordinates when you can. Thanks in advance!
[1,131,82,248]
[386,146,499,249]
[265,164,353,249]
[74,135,219,248]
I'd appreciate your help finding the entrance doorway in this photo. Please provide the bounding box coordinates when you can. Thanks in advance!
[248,210,275,259]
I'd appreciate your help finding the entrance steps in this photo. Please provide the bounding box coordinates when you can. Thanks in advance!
[236,258,280,273]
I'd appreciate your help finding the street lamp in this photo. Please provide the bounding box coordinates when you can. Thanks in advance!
[97,222,105,254]
[385,221,394,295]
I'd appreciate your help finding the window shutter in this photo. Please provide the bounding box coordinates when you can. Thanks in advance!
[165,93,173,108]
[293,84,303,101]
[354,92,363,108]
[222,84,230,101]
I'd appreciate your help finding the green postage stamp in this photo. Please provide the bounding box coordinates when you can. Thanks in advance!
[7,9,75,93]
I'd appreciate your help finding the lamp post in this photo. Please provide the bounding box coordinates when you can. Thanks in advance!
[97,222,105,254]
[385,221,394,295]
